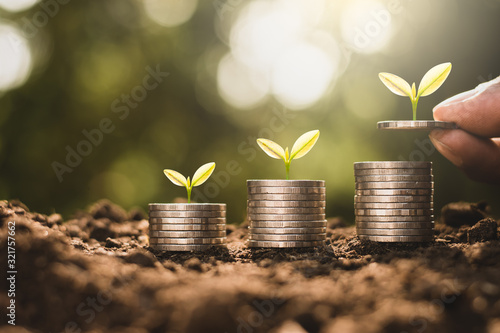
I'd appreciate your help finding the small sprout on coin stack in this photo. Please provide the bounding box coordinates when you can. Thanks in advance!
[379,62,452,121]
[163,162,216,203]
[257,130,320,180]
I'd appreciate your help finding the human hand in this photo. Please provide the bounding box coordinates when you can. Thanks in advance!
[430,76,500,185]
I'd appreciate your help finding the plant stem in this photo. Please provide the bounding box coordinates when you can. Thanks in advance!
[285,162,290,180]
[412,97,419,121]
[187,187,192,204]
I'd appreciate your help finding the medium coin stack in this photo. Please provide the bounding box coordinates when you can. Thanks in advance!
[247,180,326,248]
[354,161,434,242]
[148,203,227,251]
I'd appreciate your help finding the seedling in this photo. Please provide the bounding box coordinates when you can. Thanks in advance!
[379,62,452,120]
[163,162,216,203]
[257,130,320,180]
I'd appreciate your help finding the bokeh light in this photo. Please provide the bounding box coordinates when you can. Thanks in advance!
[142,0,198,27]
[0,23,33,92]
[0,0,39,12]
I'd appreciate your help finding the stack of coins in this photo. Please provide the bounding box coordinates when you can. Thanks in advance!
[247,180,326,248]
[148,203,227,251]
[354,161,434,242]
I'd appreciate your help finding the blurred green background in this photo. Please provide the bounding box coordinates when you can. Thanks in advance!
[0,0,499,224]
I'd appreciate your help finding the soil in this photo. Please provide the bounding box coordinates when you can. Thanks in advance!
[1,199,500,333]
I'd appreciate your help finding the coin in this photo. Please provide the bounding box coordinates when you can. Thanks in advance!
[150,244,225,251]
[355,175,433,182]
[248,240,325,248]
[356,228,433,236]
[377,120,457,131]
[355,209,433,216]
[358,235,433,242]
[149,224,226,231]
[247,180,325,187]
[149,237,226,245]
[149,211,225,218]
[250,233,326,241]
[354,195,432,203]
[248,213,326,221]
[247,207,325,214]
[354,202,433,209]
[355,215,433,222]
[356,182,433,190]
[354,168,431,176]
[149,203,225,211]
[247,200,325,208]
[149,217,225,224]
[250,221,326,228]
[249,227,326,234]
[355,189,433,196]
[356,221,434,229]
[354,161,431,169]
[247,194,326,201]
[149,230,226,238]
[248,187,326,194]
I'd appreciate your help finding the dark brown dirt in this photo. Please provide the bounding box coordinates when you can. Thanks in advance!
[1,199,500,333]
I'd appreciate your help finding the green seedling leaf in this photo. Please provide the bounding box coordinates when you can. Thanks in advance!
[163,162,216,203]
[379,62,452,120]
[257,130,320,179]
[290,129,320,160]
[163,169,188,187]
[417,62,452,97]
[257,138,286,160]
[378,73,412,98]
[192,162,216,187]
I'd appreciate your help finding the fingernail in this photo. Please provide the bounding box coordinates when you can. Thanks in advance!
[434,89,476,111]
[429,131,463,167]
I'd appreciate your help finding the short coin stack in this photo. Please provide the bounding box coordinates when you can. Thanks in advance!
[148,203,227,251]
[354,161,434,242]
[247,180,326,248]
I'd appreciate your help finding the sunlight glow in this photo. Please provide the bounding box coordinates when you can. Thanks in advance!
[0,0,39,12]
[0,24,33,92]
[143,0,198,28]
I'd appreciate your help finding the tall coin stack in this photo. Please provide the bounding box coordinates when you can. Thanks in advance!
[354,161,434,242]
[247,180,326,248]
[148,203,227,251]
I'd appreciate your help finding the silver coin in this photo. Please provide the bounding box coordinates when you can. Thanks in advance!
[149,224,226,231]
[354,161,432,169]
[355,209,433,216]
[358,235,433,242]
[248,213,326,221]
[247,200,325,208]
[149,217,225,224]
[149,211,225,218]
[248,187,325,194]
[149,230,226,238]
[247,193,326,201]
[247,180,325,187]
[356,228,434,236]
[248,240,325,248]
[250,221,326,228]
[377,120,457,131]
[354,168,431,176]
[149,203,226,211]
[247,207,325,215]
[249,227,326,234]
[250,233,326,241]
[356,182,433,190]
[354,195,432,203]
[355,189,434,196]
[356,216,434,222]
[354,202,433,209]
[356,222,434,229]
[150,244,226,251]
[149,237,226,245]
[355,175,433,182]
